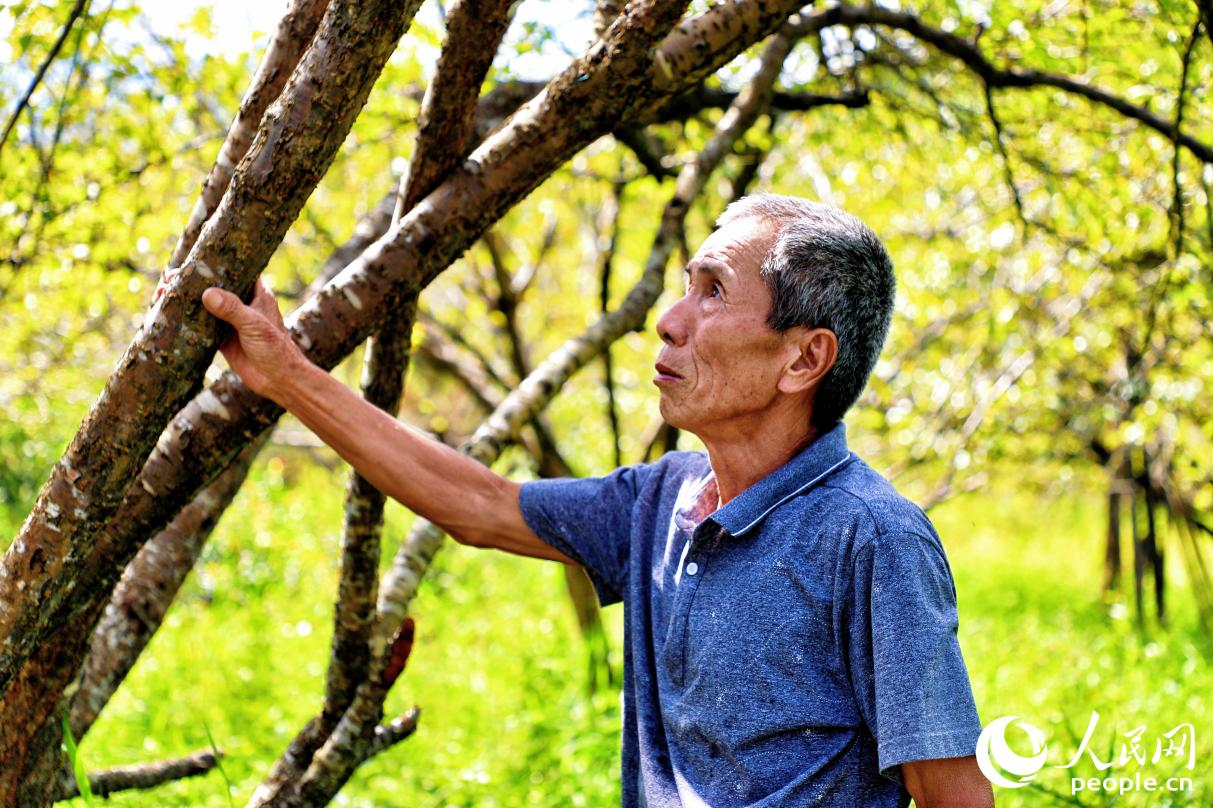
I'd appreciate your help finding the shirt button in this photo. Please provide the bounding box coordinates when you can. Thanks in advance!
[685,562,699,576]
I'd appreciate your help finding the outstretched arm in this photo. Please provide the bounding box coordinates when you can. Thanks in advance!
[201,282,574,563]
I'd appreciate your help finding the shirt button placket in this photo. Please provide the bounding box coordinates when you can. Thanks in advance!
[670,523,715,687]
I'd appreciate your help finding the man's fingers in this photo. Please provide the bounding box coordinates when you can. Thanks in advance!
[251,280,286,329]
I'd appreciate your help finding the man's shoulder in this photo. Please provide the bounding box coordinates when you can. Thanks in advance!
[812,454,939,542]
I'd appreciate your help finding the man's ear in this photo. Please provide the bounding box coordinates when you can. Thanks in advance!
[778,327,837,395]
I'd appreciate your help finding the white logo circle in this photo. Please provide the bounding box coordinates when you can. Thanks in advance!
[976,716,1048,789]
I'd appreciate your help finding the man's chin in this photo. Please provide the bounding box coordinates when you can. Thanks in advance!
[657,399,691,432]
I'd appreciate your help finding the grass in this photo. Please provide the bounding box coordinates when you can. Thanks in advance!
[4,458,1210,807]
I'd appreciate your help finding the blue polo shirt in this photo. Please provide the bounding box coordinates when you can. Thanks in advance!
[518,424,982,807]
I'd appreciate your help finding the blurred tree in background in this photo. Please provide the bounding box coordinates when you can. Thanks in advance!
[0,0,1210,804]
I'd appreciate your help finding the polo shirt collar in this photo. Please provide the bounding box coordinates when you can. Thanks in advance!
[706,423,852,538]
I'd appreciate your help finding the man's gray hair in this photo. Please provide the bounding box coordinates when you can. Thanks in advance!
[717,193,895,431]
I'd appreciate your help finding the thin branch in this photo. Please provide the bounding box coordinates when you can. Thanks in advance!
[365,708,421,757]
[0,0,89,158]
[1138,18,1204,361]
[982,83,1026,226]
[597,180,626,469]
[819,4,1213,163]
[55,749,222,801]
[481,227,580,486]
[614,126,675,179]
[419,309,514,391]
[510,214,557,298]
[482,229,532,380]
[643,86,869,125]
[473,80,870,133]
[415,337,505,411]
[1168,19,1202,255]
[922,271,1107,509]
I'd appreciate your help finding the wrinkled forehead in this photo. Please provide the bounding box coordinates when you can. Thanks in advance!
[693,217,778,274]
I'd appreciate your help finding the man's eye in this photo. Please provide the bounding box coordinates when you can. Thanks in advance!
[708,283,721,298]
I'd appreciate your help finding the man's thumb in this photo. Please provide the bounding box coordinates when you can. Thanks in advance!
[202,288,242,322]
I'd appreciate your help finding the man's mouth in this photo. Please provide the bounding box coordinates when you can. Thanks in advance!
[653,362,683,384]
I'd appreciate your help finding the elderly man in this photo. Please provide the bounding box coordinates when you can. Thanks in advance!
[203,194,993,807]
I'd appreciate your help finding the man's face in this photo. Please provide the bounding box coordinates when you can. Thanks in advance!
[653,218,796,437]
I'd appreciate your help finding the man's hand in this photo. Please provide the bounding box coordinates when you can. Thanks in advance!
[202,281,303,400]
[903,756,994,807]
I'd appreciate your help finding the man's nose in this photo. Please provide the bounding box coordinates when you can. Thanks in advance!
[656,297,688,346]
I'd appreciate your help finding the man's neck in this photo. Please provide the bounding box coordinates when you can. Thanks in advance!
[700,415,818,506]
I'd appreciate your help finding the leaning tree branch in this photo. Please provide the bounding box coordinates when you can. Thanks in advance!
[54,748,222,801]
[168,0,329,268]
[11,0,824,766]
[326,0,518,741]
[595,0,628,40]
[0,0,89,157]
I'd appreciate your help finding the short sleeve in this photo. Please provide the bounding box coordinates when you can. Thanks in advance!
[845,530,982,781]
[518,463,653,606]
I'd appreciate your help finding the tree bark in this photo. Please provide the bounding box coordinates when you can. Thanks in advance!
[168,0,330,268]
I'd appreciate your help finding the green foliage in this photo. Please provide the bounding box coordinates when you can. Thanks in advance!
[61,711,95,806]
